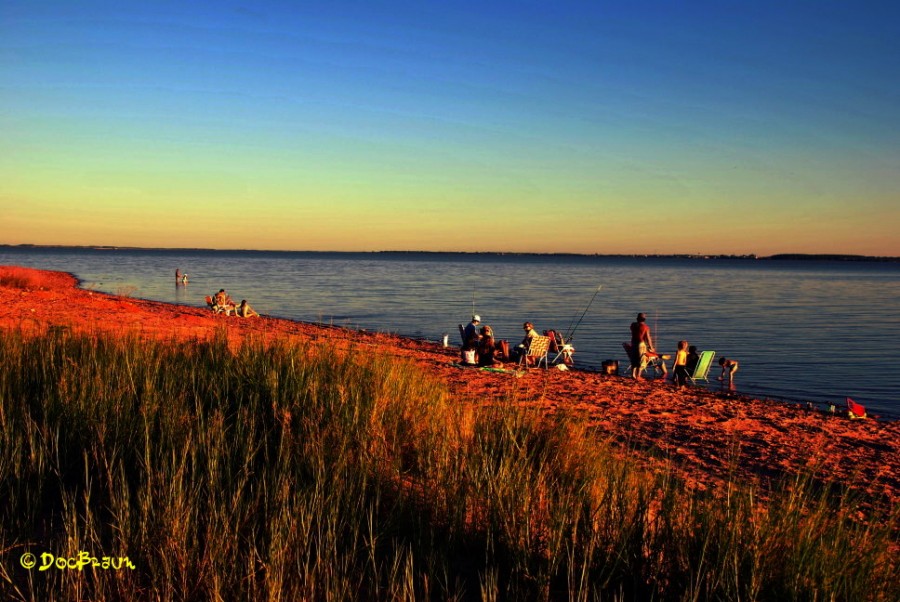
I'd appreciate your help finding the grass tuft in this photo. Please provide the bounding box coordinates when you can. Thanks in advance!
[0,266,62,290]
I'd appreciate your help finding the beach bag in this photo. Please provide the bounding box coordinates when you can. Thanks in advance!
[462,348,477,365]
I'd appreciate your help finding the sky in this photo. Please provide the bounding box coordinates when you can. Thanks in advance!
[2,1,899,255]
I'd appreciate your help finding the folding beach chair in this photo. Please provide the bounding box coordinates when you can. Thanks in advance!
[622,342,668,378]
[207,294,235,315]
[518,335,550,369]
[546,329,575,365]
[552,341,575,366]
[687,350,716,384]
[847,397,867,419]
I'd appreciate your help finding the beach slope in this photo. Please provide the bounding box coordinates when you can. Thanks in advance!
[2,265,898,508]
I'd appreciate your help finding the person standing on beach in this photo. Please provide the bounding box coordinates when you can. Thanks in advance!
[672,340,690,388]
[629,313,655,379]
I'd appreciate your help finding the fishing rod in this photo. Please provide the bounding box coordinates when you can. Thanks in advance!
[564,284,602,341]
[654,309,659,351]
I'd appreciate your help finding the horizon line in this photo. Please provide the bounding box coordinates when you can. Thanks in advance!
[2,244,899,262]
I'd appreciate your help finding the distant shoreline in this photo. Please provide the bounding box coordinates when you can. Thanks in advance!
[2,244,898,262]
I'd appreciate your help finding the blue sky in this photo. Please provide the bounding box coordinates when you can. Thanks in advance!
[2,1,899,254]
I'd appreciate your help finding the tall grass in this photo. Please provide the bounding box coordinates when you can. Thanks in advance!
[0,329,896,600]
[0,266,65,290]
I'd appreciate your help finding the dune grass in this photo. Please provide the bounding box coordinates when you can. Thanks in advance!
[0,266,66,291]
[0,329,897,600]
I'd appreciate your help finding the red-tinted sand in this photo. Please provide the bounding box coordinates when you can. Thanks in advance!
[2,266,898,512]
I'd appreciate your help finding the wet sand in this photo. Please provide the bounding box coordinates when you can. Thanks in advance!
[3,266,898,513]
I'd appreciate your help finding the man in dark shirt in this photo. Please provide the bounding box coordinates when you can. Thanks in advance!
[463,315,481,346]
[629,313,654,378]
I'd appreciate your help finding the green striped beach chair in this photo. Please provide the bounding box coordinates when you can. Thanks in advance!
[687,350,716,384]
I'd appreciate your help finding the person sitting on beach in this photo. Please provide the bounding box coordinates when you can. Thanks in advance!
[629,313,655,379]
[212,289,236,315]
[521,322,538,346]
[718,357,739,386]
[512,322,540,365]
[477,325,504,367]
[463,315,481,347]
[237,300,259,318]
[686,345,700,374]
[672,340,690,388]
[647,350,668,378]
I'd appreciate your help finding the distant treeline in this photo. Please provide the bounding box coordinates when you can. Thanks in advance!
[1,245,897,262]
[766,254,900,262]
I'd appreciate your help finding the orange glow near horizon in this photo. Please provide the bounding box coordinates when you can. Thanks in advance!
[3,4,899,257]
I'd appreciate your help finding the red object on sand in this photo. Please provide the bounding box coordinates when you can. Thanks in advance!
[847,397,867,418]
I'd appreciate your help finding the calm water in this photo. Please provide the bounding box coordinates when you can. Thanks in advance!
[3,248,899,418]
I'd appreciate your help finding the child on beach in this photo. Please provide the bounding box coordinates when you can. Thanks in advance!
[686,345,700,374]
[718,357,739,386]
[672,340,690,388]
[237,300,259,318]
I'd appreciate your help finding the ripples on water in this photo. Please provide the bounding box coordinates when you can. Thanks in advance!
[3,249,899,418]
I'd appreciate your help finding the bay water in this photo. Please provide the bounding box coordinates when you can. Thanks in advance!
[3,247,898,418]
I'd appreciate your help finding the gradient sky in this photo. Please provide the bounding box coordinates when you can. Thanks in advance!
[2,1,899,255]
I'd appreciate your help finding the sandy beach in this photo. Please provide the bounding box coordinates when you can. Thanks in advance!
[2,265,898,513]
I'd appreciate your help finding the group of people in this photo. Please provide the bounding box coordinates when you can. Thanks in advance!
[459,316,573,368]
[467,310,738,388]
[174,267,259,318]
[209,288,259,318]
[629,312,738,389]
[460,315,509,367]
